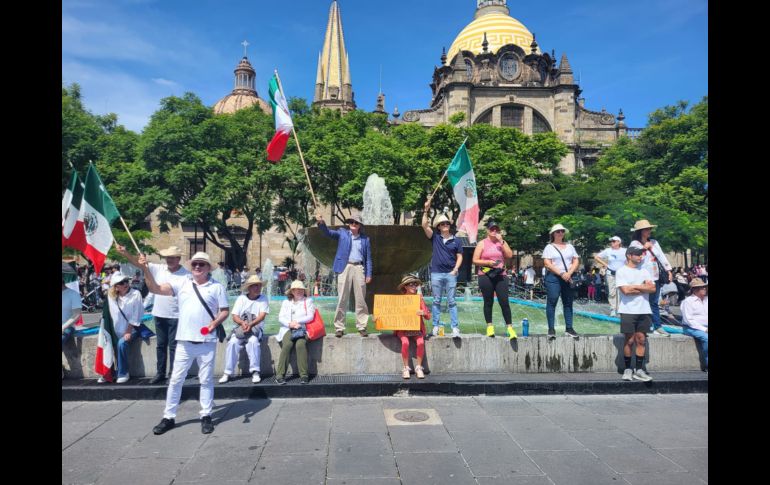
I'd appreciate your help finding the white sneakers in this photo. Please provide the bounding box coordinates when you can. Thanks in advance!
[116,375,130,384]
[622,369,633,381]
[402,366,411,379]
[632,369,653,382]
[451,327,461,338]
[218,373,230,384]
[432,326,440,337]
[252,372,261,384]
[609,310,617,317]
[415,366,425,379]
[97,377,106,384]
[652,327,670,336]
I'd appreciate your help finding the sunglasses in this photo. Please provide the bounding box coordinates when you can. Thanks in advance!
[348,221,360,225]
[554,230,565,233]
[115,281,129,286]
[438,222,450,226]
[406,282,420,287]
[191,262,208,268]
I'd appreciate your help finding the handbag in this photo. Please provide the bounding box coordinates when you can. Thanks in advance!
[647,239,670,284]
[116,302,155,340]
[290,327,307,341]
[192,282,226,342]
[550,244,576,288]
[304,301,326,341]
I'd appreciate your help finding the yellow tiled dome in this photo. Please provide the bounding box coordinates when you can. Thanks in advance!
[447,12,537,63]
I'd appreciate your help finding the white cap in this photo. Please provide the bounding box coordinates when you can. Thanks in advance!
[609,236,622,242]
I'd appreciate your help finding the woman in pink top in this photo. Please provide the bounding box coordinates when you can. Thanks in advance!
[472,220,516,339]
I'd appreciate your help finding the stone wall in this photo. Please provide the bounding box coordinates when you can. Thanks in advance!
[63,334,704,379]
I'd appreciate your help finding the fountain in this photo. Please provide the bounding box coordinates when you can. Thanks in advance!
[303,174,433,311]
[262,258,274,300]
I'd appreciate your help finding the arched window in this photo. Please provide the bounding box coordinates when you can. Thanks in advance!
[475,110,492,124]
[501,105,524,130]
[533,111,551,133]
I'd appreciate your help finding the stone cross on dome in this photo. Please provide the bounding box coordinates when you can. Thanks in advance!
[241,40,249,57]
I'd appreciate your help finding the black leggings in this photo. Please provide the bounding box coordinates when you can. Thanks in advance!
[478,274,512,325]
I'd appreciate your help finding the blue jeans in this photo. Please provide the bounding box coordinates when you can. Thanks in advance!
[62,326,75,347]
[117,328,140,378]
[649,280,662,329]
[683,326,708,367]
[545,272,574,330]
[431,272,458,328]
[154,317,178,377]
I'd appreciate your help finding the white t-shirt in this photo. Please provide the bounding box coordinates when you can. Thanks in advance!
[232,294,270,325]
[62,288,81,325]
[168,276,229,343]
[542,243,578,274]
[108,289,144,335]
[597,247,627,272]
[148,262,191,318]
[524,268,535,285]
[615,265,653,314]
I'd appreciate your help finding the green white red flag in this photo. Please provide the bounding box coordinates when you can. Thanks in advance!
[94,301,118,382]
[62,171,87,251]
[79,164,120,274]
[446,142,479,243]
[266,73,294,163]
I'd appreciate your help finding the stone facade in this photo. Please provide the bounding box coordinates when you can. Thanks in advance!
[401,1,629,173]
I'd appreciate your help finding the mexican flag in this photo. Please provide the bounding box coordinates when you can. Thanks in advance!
[62,171,87,251]
[266,73,294,163]
[447,142,479,243]
[79,164,120,274]
[94,301,118,382]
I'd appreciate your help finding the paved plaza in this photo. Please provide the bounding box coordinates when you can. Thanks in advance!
[62,393,707,484]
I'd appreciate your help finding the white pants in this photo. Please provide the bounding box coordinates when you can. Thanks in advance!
[334,263,369,330]
[163,340,216,419]
[606,272,619,312]
[222,333,261,375]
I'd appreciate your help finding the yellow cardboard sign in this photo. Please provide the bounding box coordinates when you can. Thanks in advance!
[373,294,421,331]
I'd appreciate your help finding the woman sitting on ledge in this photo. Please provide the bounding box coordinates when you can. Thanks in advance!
[395,274,430,379]
[275,280,315,384]
[104,272,143,384]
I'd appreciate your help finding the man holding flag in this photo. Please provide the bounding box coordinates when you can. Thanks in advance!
[446,140,479,244]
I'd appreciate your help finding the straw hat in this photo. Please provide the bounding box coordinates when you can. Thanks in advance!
[158,246,183,257]
[689,278,708,288]
[397,274,422,292]
[433,214,452,229]
[241,275,263,292]
[285,279,307,296]
[630,219,657,231]
[549,223,568,234]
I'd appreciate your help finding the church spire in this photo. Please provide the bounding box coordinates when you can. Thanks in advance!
[313,1,356,113]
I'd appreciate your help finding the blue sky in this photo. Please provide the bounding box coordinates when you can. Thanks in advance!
[62,0,707,133]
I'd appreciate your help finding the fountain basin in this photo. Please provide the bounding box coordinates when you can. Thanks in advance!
[303,225,432,311]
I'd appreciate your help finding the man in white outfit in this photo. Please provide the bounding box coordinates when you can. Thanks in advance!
[594,236,627,317]
[139,252,229,435]
[219,275,269,384]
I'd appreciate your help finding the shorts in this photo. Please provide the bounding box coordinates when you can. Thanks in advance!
[620,313,652,334]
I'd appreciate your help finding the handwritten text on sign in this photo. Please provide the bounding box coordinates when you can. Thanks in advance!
[374,294,421,331]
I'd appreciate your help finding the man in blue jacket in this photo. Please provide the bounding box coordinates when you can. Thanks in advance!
[315,211,373,337]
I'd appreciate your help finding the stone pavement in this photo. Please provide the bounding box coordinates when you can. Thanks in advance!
[62,394,707,485]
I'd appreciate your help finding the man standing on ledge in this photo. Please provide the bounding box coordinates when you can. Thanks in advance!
[593,236,626,317]
[315,211,372,337]
[422,199,463,338]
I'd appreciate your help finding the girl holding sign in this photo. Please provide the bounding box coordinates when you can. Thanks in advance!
[395,275,431,379]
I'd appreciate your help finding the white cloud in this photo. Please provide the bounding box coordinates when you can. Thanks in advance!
[62,15,160,62]
[152,78,180,88]
[63,60,179,133]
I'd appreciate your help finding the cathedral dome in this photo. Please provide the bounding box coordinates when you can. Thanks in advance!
[213,94,271,115]
[447,11,537,63]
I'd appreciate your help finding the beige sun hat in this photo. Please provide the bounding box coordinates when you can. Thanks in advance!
[689,278,708,288]
[241,275,263,292]
[630,219,657,231]
[189,252,212,266]
[549,223,568,234]
[158,246,183,257]
[397,274,422,292]
[344,211,364,225]
[433,214,452,228]
[285,279,307,296]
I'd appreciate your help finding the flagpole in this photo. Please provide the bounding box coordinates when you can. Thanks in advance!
[427,136,468,202]
[116,216,142,255]
[273,69,320,209]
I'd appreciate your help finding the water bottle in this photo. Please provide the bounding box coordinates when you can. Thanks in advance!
[522,318,529,337]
